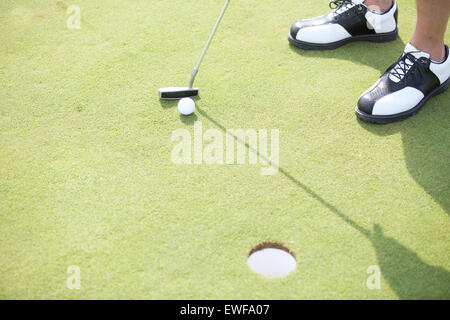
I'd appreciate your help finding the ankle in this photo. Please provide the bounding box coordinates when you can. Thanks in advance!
[411,37,446,62]
[364,0,393,13]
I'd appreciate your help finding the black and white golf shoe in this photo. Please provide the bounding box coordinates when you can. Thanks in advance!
[356,43,450,124]
[289,0,398,50]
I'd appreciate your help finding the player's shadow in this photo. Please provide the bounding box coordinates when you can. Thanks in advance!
[357,90,450,215]
[289,37,407,73]
[320,209,450,299]
[290,36,449,215]
[369,224,450,299]
[196,106,450,299]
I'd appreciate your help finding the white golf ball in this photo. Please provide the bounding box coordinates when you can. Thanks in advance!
[178,98,195,116]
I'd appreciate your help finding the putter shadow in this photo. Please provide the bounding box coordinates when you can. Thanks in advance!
[197,106,450,299]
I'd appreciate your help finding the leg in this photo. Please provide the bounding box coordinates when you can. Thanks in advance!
[356,0,450,123]
[364,0,393,13]
[411,0,450,61]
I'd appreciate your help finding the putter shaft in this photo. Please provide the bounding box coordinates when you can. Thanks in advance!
[188,0,230,88]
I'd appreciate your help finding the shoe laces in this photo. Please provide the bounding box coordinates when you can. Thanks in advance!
[329,0,355,14]
[389,52,426,83]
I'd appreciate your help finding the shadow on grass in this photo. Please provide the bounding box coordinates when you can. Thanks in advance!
[158,38,449,295]
[180,113,198,125]
[357,96,450,216]
[160,96,202,110]
[370,224,450,299]
[159,98,200,126]
[290,36,449,216]
[289,36,406,73]
[195,106,450,299]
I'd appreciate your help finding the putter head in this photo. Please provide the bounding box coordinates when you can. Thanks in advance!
[159,87,199,100]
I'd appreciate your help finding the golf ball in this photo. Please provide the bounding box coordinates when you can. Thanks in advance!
[178,98,195,116]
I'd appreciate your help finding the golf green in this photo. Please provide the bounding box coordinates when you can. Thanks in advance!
[0,0,449,299]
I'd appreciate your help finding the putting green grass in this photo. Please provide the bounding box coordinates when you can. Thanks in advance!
[1,0,449,299]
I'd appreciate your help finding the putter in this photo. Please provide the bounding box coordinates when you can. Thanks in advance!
[159,0,230,99]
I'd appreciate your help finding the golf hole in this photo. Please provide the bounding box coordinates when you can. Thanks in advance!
[247,243,296,278]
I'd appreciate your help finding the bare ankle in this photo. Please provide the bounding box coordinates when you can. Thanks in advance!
[364,0,393,13]
[411,37,446,62]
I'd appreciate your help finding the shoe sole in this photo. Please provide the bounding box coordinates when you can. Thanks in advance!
[287,28,398,50]
[355,77,450,124]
